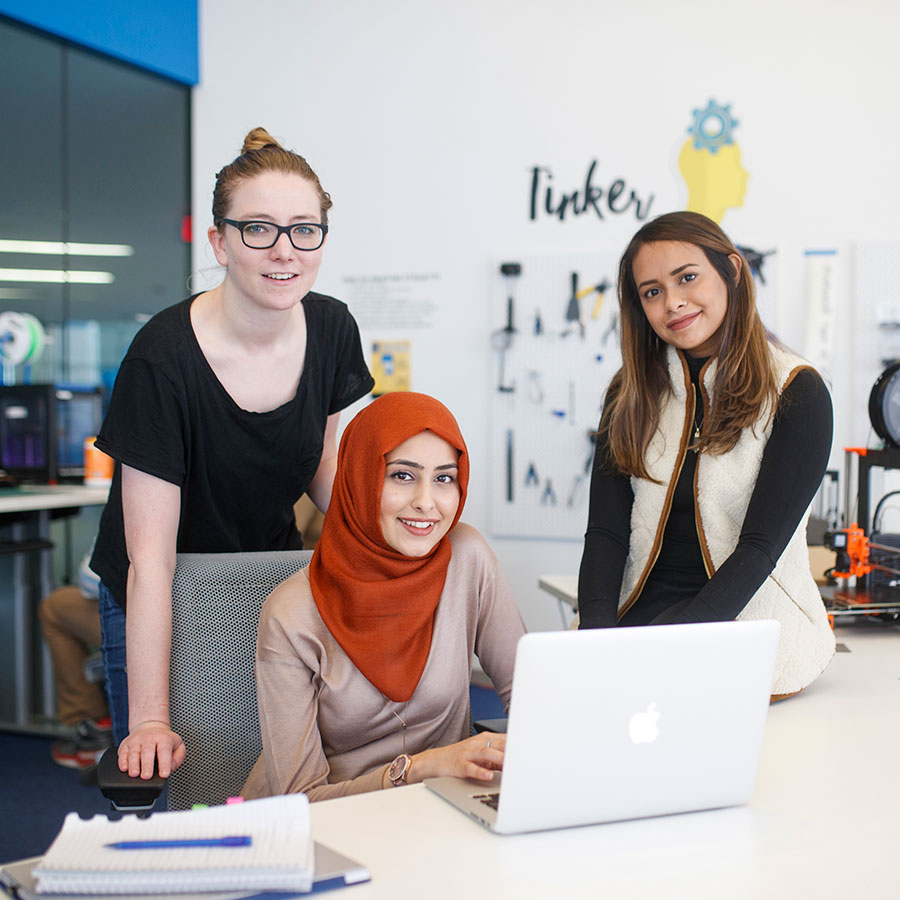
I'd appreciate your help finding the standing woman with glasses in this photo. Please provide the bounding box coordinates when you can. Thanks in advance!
[90,127,374,780]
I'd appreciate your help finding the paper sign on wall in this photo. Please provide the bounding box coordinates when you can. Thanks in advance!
[371,340,411,395]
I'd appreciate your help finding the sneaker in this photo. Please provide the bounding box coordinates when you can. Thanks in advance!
[50,740,107,769]
[51,717,114,770]
[76,716,113,744]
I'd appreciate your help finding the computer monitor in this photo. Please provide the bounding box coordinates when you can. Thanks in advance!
[0,384,102,483]
[56,388,103,480]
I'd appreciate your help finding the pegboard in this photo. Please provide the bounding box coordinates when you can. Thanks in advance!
[489,252,622,540]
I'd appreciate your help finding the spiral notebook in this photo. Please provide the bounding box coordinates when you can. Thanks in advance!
[32,795,315,895]
[2,844,369,900]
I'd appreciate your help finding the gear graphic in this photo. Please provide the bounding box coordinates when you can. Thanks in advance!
[687,100,738,154]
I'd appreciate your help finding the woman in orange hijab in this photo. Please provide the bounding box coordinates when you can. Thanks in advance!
[242,392,526,800]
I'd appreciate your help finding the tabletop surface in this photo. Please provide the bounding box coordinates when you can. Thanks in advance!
[0,483,109,514]
[537,573,578,605]
[4,622,896,899]
[309,620,900,899]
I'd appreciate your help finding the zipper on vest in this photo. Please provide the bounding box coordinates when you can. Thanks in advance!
[694,491,714,578]
[618,388,696,619]
[691,384,714,578]
[691,380,703,453]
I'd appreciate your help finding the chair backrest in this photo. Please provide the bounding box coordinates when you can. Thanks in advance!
[167,550,312,810]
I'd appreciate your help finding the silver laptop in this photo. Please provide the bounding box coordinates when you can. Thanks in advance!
[426,620,779,834]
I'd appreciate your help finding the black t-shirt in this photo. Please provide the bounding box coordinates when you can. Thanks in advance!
[90,293,374,608]
[577,359,833,628]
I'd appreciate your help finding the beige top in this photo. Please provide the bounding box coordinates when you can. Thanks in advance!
[242,523,526,801]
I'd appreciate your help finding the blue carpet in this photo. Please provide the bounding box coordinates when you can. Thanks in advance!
[1,685,504,863]
[0,733,110,862]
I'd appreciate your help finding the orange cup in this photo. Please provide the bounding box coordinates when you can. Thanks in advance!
[84,437,114,485]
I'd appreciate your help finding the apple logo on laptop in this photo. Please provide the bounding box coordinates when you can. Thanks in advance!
[628,703,661,744]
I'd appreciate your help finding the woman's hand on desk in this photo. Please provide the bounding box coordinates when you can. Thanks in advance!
[398,733,506,787]
[118,720,186,779]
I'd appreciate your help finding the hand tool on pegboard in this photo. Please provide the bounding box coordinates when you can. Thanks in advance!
[493,262,522,392]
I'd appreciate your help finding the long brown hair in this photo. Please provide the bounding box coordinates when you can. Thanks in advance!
[211,127,333,226]
[601,211,778,480]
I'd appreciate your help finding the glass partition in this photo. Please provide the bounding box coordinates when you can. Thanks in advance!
[0,16,191,393]
[0,16,191,724]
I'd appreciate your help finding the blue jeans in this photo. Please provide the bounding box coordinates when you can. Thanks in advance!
[99,583,129,746]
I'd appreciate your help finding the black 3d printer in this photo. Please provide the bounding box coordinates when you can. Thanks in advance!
[823,362,900,621]
[0,384,103,484]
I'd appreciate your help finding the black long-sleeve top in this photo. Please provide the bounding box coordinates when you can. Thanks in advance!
[577,357,833,629]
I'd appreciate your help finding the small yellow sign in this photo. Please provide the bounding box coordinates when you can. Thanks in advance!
[371,340,411,396]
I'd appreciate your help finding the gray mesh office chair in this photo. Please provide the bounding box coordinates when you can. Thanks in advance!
[167,550,312,810]
[98,550,312,811]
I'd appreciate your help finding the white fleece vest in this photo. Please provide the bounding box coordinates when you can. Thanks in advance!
[620,344,834,694]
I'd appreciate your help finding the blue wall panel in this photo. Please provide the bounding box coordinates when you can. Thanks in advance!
[0,0,198,84]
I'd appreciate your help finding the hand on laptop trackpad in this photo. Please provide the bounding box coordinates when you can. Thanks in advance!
[473,717,507,734]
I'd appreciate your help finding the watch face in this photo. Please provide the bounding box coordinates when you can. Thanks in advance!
[870,363,900,447]
[388,754,410,784]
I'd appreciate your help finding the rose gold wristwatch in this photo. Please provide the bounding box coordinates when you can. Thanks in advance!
[387,753,412,786]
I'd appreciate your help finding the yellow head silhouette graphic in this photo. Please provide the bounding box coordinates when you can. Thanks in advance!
[678,100,748,224]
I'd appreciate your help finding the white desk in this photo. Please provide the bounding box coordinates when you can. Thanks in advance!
[538,571,900,622]
[538,573,578,626]
[0,484,109,729]
[0,484,110,515]
[309,622,900,899]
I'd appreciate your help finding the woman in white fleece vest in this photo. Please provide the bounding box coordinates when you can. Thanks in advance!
[578,212,834,697]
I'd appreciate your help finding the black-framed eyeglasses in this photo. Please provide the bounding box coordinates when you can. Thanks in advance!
[218,218,328,251]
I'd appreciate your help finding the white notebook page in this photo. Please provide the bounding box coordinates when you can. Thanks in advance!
[34,795,313,895]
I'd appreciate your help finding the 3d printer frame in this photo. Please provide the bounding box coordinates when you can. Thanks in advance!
[823,447,900,620]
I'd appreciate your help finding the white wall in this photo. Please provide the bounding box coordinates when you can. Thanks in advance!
[193,0,900,630]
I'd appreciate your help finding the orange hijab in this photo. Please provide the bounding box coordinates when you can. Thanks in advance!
[309,392,469,701]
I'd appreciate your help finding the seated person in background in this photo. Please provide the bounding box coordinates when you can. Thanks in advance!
[577,211,835,699]
[293,493,324,549]
[242,392,526,800]
[39,551,113,769]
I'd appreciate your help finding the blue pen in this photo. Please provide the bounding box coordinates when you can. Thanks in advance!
[105,836,252,850]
